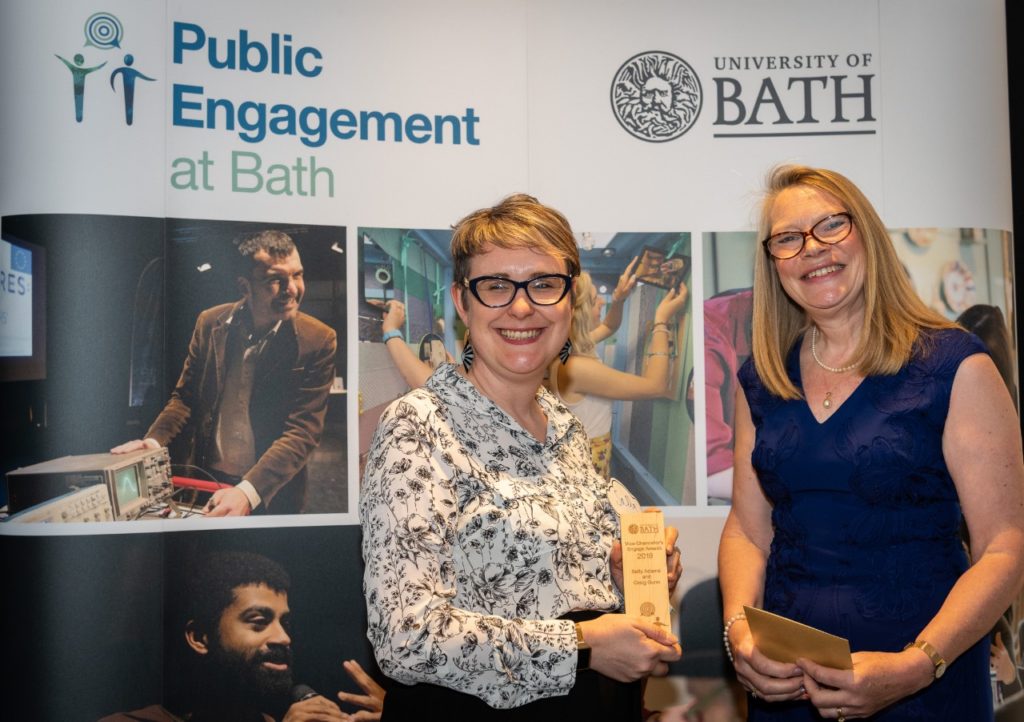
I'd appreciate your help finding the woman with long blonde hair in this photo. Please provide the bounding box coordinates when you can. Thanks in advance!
[719,165,1024,721]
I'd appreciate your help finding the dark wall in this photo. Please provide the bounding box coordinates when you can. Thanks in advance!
[1007,2,1023,437]
[1,214,164,473]
[0,532,166,722]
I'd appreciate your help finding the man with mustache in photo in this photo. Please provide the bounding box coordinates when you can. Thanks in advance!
[100,551,360,722]
[112,230,336,516]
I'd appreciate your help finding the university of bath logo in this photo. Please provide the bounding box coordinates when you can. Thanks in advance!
[610,51,702,142]
[55,11,156,125]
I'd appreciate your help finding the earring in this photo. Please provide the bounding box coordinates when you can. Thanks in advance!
[559,339,572,365]
[461,337,475,372]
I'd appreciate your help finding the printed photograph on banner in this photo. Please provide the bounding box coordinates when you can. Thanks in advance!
[0,214,163,516]
[0,215,347,522]
[0,525,380,722]
[357,227,695,505]
[0,233,45,382]
[573,231,694,505]
[162,219,347,516]
[702,226,1017,507]
[356,227,457,480]
[701,231,756,506]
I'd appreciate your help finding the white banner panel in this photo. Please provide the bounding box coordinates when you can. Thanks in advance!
[0,1,1017,718]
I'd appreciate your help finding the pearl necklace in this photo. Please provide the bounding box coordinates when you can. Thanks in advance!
[810,326,856,409]
[810,326,857,373]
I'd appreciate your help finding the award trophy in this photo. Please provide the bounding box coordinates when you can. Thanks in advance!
[608,479,671,628]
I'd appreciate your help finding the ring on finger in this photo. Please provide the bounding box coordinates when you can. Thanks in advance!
[836,708,845,722]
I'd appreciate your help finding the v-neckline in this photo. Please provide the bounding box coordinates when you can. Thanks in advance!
[803,373,867,425]
[790,339,868,425]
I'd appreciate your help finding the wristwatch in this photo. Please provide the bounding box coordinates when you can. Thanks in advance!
[905,640,946,679]
[381,329,403,344]
[575,622,591,671]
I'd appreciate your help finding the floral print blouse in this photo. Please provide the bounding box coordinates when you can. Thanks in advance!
[360,364,625,709]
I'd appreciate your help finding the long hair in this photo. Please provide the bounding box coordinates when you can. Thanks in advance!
[570,272,598,357]
[957,304,1018,405]
[752,165,954,399]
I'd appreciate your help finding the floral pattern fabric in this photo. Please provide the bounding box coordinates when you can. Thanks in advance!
[360,364,626,709]
[738,328,992,721]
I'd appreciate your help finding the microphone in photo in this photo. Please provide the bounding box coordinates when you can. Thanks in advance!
[291,684,319,702]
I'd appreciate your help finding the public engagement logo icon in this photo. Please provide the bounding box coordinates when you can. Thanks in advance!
[55,11,156,125]
[610,51,702,142]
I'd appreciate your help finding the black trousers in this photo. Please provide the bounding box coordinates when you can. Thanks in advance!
[380,611,642,722]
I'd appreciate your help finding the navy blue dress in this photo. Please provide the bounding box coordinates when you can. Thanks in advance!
[738,328,992,721]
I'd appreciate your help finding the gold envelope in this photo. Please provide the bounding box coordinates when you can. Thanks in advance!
[743,606,853,670]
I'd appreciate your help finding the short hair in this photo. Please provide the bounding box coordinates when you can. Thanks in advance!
[751,164,953,399]
[184,551,291,633]
[449,193,581,287]
[234,230,297,278]
[569,271,598,357]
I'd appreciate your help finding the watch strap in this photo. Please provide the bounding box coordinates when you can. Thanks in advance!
[575,622,591,671]
[904,640,946,679]
[381,329,403,343]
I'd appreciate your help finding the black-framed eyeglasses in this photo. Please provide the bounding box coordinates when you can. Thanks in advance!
[762,212,854,260]
[464,274,573,308]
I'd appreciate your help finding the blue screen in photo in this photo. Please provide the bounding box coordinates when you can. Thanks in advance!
[0,238,34,357]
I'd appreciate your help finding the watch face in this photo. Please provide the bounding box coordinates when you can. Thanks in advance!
[577,645,592,671]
